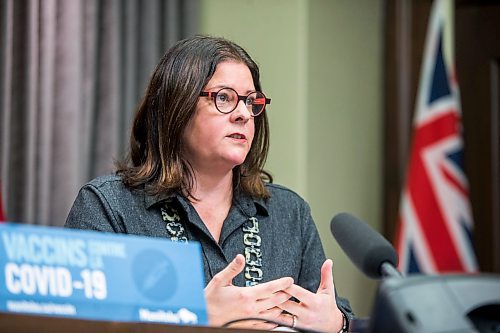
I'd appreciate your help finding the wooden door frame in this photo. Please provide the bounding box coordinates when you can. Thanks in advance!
[383,0,431,242]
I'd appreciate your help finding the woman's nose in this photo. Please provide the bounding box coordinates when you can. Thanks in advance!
[231,100,252,122]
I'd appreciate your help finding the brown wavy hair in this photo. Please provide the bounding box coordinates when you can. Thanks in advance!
[116,35,272,199]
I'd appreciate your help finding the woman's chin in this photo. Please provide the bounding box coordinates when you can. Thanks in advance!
[222,152,248,167]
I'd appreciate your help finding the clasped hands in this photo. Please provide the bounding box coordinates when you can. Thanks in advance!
[204,254,344,332]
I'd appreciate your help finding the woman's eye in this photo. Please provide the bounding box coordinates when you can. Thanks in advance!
[216,93,230,103]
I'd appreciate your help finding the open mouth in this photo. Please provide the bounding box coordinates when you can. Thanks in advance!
[227,133,246,140]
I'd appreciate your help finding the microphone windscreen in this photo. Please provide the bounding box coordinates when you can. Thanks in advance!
[330,212,398,279]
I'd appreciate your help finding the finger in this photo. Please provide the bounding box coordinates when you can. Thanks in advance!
[227,319,277,330]
[258,306,284,322]
[283,283,315,302]
[256,290,291,310]
[276,312,297,328]
[317,259,335,295]
[278,299,304,317]
[258,308,294,330]
[260,306,283,318]
[251,277,294,299]
[251,321,279,330]
[254,323,278,330]
[209,254,245,287]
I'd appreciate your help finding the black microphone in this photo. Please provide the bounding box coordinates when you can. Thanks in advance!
[330,212,401,279]
[331,213,500,332]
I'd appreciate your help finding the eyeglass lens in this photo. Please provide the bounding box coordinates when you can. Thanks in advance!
[215,88,266,116]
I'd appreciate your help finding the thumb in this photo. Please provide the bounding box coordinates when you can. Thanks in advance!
[210,254,245,287]
[317,259,335,296]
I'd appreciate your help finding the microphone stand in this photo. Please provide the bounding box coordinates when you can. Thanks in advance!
[380,262,403,279]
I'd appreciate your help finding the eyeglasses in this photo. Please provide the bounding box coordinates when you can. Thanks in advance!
[199,87,271,117]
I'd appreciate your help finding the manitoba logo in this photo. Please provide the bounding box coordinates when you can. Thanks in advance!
[139,307,198,324]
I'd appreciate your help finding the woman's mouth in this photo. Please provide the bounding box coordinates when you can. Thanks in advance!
[227,133,246,140]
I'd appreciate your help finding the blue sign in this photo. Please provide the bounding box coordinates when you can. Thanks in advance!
[0,223,207,325]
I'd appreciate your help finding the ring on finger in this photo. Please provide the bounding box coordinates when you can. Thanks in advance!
[291,314,297,329]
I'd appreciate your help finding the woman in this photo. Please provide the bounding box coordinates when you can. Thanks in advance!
[65,35,353,332]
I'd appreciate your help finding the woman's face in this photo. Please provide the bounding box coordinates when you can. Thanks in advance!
[182,61,255,174]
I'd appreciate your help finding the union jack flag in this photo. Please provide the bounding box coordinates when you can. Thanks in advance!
[395,0,477,274]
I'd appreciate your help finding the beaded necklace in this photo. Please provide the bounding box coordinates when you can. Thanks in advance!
[160,199,263,286]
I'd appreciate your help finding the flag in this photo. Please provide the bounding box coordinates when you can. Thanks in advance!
[395,0,477,274]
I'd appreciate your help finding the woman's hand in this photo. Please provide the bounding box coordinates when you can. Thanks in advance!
[278,259,345,332]
[204,254,294,330]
